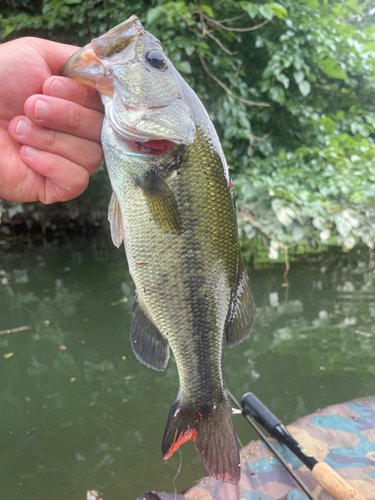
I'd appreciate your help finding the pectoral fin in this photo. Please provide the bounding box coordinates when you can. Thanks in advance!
[226,255,254,347]
[130,300,170,371]
[108,191,125,248]
[136,168,181,233]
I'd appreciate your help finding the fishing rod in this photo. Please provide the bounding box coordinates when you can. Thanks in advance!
[240,392,367,500]
[227,389,316,500]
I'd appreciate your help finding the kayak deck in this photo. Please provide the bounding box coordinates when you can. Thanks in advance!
[138,396,375,500]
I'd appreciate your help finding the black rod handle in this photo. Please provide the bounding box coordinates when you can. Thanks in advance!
[241,392,282,430]
[241,392,317,470]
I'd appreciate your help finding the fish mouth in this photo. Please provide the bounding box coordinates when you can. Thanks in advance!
[61,15,142,95]
[129,139,174,156]
[61,44,113,95]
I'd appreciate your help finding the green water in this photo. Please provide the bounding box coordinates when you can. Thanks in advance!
[0,235,374,500]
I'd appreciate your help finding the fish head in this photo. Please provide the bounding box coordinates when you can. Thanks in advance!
[62,15,196,150]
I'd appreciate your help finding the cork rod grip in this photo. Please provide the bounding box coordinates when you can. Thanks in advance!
[312,462,367,500]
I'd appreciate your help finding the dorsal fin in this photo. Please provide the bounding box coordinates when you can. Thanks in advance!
[226,255,254,347]
[130,300,170,371]
[108,191,125,248]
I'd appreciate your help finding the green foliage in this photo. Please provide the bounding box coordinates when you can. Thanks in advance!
[1,0,375,258]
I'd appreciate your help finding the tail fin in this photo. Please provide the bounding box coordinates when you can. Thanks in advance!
[161,397,240,484]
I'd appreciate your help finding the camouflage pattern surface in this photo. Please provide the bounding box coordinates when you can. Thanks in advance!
[138,396,375,500]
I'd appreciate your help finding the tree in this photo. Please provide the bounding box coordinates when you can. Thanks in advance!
[1,0,375,260]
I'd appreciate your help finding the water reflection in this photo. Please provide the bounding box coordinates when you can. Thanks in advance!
[0,238,374,499]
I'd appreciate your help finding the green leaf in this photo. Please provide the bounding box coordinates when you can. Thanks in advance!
[147,6,166,25]
[259,4,274,20]
[269,86,285,104]
[350,122,370,137]
[262,64,277,79]
[292,225,304,242]
[293,71,304,84]
[272,202,295,226]
[184,42,195,56]
[321,58,348,80]
[276,73,290,89]
[259,79,271,93]
[335,214,351,238]
[298,80,311,97]
[241,3,259,19]
[271,2,287,19]
[201,5,215,18]
[312,217,326,231]
[175,60,192,74]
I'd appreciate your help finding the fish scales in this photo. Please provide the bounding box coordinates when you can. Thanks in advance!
[110,124,237,402]
[62,15,254,484]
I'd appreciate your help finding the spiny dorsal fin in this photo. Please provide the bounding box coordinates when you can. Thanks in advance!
[136,168,182,233]
[226,255,254,347]
[108,191,125,248]
[130,300,170,371]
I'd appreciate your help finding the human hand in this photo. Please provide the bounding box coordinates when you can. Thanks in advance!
[1,37,104,204]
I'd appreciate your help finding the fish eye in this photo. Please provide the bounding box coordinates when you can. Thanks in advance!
[146,50,167,70]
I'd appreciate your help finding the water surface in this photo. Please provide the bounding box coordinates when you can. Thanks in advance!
[0,236,374,499]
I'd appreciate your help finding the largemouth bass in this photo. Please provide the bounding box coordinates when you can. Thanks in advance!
[63,16,254,484]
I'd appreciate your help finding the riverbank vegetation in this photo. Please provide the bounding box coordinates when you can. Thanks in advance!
[1,0,375,262]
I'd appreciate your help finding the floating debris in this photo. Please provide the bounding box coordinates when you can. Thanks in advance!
[43,320,50,326]
[124,375,134,382]
[3,352,14,359]
[69,377,76,383]
[88,402,95,407]
[355,330,373,338]
[110,297,128,306]
[86,491,102,500]
[64,267,70,272]
[59,345,67,351]
[0,326,31,335]
[26,428,37,436]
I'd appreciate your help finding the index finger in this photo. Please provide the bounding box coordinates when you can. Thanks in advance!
[43,76,104,112]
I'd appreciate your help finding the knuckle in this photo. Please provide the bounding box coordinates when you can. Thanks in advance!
[66,105,80,130]
[75,168,90,192]
[87,143,103,169]
[44,128,56,148]
[51,152,63,172]
[81,86,92,108]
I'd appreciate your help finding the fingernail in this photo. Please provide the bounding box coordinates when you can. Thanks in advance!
[23,146,36,157]
[34,99,49,120]
[15,119,30,137]
[50,79,66,98]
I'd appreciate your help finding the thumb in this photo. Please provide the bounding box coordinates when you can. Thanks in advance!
[32,38,82,76]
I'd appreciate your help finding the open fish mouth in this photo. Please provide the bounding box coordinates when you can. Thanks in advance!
[129,139,174,156]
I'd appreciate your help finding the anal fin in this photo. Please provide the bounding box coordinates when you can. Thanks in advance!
[226,255,254,347]
[130,300,170,371]
[108,191,125,248]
